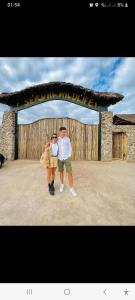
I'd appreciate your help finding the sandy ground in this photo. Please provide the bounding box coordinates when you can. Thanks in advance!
[0,159,135,225]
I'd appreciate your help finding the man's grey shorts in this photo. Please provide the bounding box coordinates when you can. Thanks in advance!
[58,157,72,172]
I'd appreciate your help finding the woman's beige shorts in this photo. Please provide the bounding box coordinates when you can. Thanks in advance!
[49,156,58,168]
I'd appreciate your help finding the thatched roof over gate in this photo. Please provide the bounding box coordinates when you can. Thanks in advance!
[0,81,124,108]
[113,114,135,125]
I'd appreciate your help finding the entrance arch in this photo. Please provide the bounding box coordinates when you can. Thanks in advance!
[0,81,124,161]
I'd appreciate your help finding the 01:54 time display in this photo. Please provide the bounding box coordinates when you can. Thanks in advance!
[7,2,21,7]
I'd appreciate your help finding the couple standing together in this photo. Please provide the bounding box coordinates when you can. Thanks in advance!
[40,127,77,197]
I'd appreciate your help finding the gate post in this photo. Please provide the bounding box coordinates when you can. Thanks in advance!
[2,110,17,160]
[98,111,101,160]
[101,111,113,161]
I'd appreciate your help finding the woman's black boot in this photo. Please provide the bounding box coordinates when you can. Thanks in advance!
[51,180,55,191]
[48,183,52,195]
[48,182,54,195]
[50,180,55,195]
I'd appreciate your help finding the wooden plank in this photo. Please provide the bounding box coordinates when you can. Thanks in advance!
[122,133,128,160]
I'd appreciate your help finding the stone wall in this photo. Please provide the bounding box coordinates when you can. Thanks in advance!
[113,125,135,162]
[101,111,113,161]
[0,125,4,154]
[0,111,16,160]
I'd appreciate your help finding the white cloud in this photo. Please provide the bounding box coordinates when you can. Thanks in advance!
[109,58,135,92]
[108,57,135,114]
[3,64,16,76]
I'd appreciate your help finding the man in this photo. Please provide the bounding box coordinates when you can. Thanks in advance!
[57,127,77,197]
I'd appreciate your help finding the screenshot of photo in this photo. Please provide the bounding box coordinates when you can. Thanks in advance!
[0,0,135,289]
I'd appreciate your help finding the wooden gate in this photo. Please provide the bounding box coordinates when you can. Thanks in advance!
[18,118,98,160]
[112,132,128,160]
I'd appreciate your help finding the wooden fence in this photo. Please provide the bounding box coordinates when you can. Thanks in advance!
[18,118,98,160]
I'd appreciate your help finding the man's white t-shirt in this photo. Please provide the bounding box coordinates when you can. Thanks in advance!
[57,136,72,160]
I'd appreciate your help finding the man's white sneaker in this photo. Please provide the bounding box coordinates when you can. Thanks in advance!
[60,184,64,192]
[70,187,77,196]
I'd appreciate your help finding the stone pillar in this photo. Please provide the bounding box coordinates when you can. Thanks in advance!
[2,111,16,160]
[101,111,113,161]
[127,131,135,162]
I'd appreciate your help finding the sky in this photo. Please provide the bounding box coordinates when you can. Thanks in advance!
[0,57,135,125]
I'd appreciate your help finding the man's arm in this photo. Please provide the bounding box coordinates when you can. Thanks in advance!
[68,138,72,157]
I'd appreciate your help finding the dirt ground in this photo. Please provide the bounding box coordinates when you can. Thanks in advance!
[0,159,135,225]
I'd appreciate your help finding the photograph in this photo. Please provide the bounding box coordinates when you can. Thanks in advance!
[0,0,135,287]
[0,57,135,226]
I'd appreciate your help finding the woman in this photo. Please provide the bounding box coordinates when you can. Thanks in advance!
[40,133,58,195]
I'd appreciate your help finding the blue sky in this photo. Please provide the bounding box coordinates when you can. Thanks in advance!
[0,57,135,125]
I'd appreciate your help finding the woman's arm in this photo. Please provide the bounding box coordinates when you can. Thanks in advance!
[40,147,50,167]
[45,142,50,149]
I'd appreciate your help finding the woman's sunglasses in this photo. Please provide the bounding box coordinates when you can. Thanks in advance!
[51,136,57,139]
